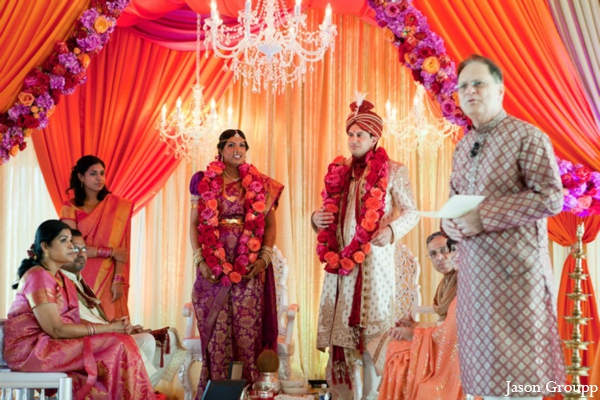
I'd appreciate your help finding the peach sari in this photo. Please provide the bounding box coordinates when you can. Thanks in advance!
[377,299,463,400]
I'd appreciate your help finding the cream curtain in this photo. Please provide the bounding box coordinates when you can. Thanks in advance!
[549,0,600,124]
[0,140,57,313]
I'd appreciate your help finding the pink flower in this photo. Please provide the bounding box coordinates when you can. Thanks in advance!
[577,196,592,209]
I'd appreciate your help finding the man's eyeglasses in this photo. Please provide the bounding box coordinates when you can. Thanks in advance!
[427,247,452,258]
[455,80,489,93]
[73,246,87,253]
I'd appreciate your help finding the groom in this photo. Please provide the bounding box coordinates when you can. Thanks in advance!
[312,95,419,400]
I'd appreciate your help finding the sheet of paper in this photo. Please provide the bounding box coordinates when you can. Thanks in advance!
[420,195,485,219]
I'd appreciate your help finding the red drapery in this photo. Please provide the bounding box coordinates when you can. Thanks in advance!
[32,28,232,214]
[548,213,600,386]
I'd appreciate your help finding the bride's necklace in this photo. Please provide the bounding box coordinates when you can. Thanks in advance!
[223,169,240,182]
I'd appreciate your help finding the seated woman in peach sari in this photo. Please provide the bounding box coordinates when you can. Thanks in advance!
[376,232,461,400]
[4,220,153,399]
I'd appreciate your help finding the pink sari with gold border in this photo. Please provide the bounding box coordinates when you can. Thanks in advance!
[4,267,153,399]
[60,194,133,319]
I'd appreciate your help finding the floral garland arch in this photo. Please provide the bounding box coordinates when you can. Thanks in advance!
[368,0,600,216]
[0,0,130,165]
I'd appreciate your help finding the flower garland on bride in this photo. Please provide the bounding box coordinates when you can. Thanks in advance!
[197,160,267,286]
[316,147,389,275]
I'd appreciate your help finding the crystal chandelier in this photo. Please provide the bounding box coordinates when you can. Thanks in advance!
[204,0,337,94]
[157,14,228,162]
[384,84,458,155]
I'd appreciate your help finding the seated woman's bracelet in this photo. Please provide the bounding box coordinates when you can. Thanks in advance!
[113,274,125,284]
[86,323,96,336]
[97,246,113,258]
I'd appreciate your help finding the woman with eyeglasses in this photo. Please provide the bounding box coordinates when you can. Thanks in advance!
[373,231,464,400]
[60,155,133,320]
[3,220,153,399]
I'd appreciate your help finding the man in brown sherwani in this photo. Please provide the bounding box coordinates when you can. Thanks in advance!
[442,55,565,400]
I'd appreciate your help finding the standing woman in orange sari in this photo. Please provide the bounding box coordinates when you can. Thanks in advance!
[60,155,133,319]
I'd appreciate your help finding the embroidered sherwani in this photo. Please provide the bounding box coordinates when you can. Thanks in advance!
[450,110,566,396]
[317,159,419,351]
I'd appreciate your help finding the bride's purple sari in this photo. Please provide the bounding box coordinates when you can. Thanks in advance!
[190,172,283,398]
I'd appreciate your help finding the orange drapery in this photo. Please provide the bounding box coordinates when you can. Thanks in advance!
[32,28,232,214]
[0,0,90,113]
[548,213,600,386]
[413,0,600,172]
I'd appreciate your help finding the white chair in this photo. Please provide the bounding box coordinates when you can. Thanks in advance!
[179,245,299,400]
[0,319,73,400]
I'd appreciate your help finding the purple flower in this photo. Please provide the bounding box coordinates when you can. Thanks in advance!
[38,113,49,128]
[385,4,400,17]
[76,34,102,53]
[58,53,82,74]
[80,9,100,30]
[238,235,249,245]
[49,75,65,90]
[570,182,588,197]
[35,93,54,110]
[563,194,578,210]
[590,171,600,187]
[220,276,231,286]
[7,105,30,121]
[202,191,216,201]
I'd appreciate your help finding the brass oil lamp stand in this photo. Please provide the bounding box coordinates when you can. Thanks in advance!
[563,223,592,398]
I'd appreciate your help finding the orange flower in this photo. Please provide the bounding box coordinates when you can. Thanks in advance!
[252,202,266,213]
[365,197,381,210]
[73,47,81,55]
[353,251,365,264]
[422,56,441,74]
[327,253,340,267]
[370,187,383,199]
[248,253,258,263]
[378,177,388,189]
[246,213,257,221]
[208,163,223,174]
[77,53,91,68]
[229,271,242,283]
[47,106,56,116]
[452,92,459,102]
[361,242,371,254]
[361,219,376,232]
[248,237,261,252]
[242,175,253,188]
[365,209,379,222]
[206,199,218,210]
[208,216,219,226]
[243,229,253,237]
[340,258,355,271]
[9,145,20,157]
[18,92,34,106]
[223,262,233,274]
[23,129,32,138]
[93,15,111,34]
[383,27,396,43]
[30,106,39,113]
[214,247,226,261]
[245,191,256,200]
[325,204,339,213]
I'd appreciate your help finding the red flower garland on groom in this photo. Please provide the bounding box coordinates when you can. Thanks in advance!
[317,147,389,275]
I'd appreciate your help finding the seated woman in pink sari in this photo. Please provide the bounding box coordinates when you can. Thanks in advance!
[189,129,284,399]
[3,220,153,399]
[61,155,133,320]
[375,232,462,400]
